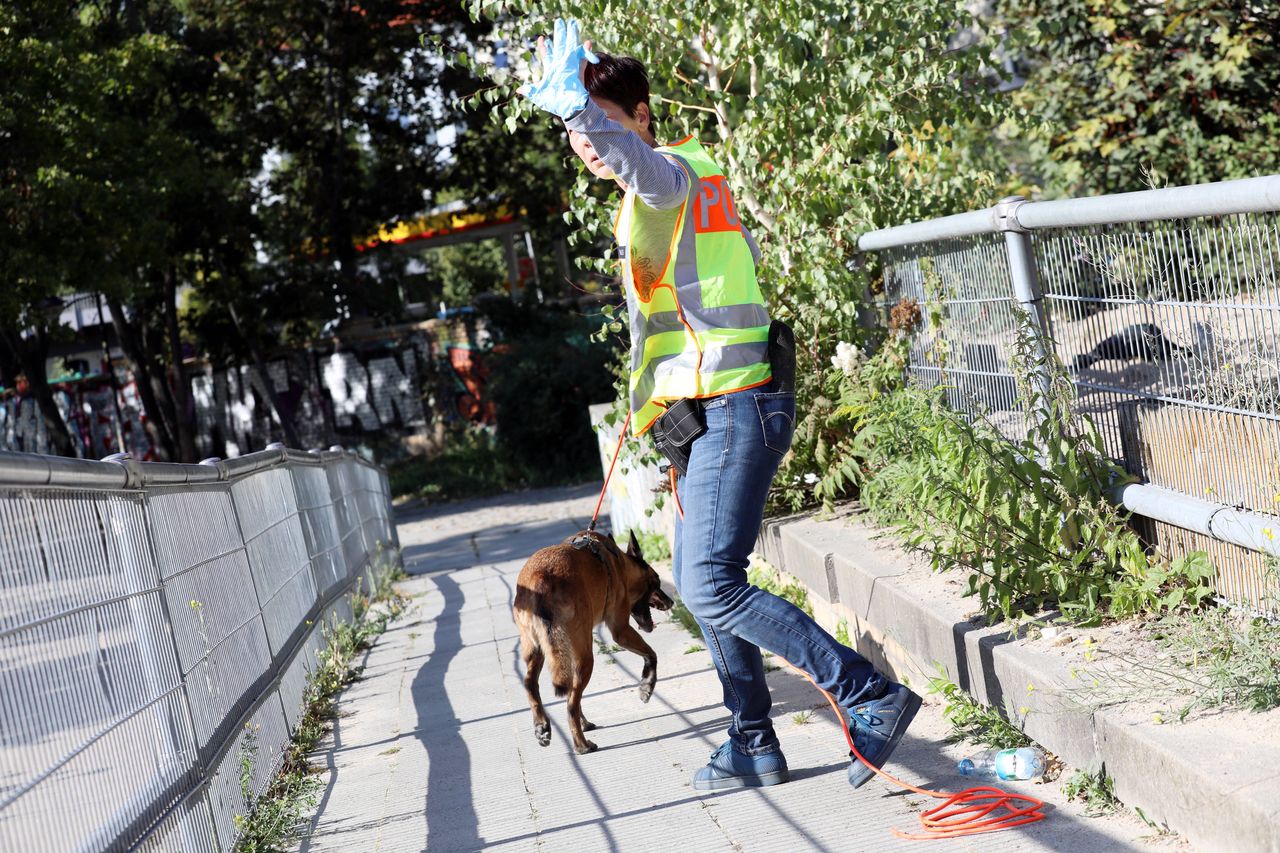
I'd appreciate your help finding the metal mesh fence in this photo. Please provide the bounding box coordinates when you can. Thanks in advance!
[1034,215,1280,483]
[0,447,397,852]
[880,236,1030,441]
[867,183,1280,614]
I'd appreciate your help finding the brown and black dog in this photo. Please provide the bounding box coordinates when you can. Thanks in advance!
[513,530,674,754]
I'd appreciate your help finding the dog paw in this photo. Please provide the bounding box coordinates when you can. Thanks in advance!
[535,723,551,747]
[575,740,598,755]
[639,682,654,703]
[582,720,598,731]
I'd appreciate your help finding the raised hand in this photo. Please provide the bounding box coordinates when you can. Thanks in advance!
[518,18,600,120]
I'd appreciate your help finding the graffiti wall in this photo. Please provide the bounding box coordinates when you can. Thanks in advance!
[0,372,156,460]
[0,317,494,460]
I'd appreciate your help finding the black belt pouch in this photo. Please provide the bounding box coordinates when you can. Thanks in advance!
[651,397,705,477]
[767,319,796,393]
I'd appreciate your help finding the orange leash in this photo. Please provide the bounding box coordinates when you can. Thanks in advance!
[780,659,1047,840]
[589,410,631,531]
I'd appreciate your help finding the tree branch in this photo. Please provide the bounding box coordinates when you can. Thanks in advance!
[656,96,718,115]
[689,29,781,253]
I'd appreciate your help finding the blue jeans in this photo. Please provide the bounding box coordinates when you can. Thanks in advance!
[672,386,887,755]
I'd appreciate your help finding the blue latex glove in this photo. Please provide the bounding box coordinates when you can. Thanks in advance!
[519,18,599,119]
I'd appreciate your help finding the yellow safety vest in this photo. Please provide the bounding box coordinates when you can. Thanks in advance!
[615,136,772,436]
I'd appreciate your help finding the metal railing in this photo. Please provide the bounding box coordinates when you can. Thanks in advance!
[0,444,400,852]
[858,175,1280,613]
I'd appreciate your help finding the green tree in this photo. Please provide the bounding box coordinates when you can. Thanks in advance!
[83,0,268,462]
[1,1,188,456]
[186,0,486,321]
[1000,0,1280,196]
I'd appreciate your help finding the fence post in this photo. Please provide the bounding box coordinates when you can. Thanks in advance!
[994,196,1058,425]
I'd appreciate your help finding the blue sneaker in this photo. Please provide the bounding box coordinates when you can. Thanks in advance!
[692,741,790,791]
[845,682,922,788]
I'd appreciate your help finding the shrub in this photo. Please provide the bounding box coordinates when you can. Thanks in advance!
[479,295,621,485]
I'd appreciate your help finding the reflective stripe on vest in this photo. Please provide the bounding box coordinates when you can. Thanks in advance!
[615,136,772,436]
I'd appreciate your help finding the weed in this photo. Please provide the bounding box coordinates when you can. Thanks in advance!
[925,671,1030,750]
[669,597,701,638]
[238,724,259,804]
[630,528,672,563]
[1149,607,1280,714]
[377,746,401,756]
[1062,768,1119,817]
[594,636,622,656]
[835,618,851,647]
[748,559,813,617]
[684,644,704,655]
[1075,607,1280,718]
[858,373,1154,625]
[233,723,321,853]
[791,710,814,725]
[233,547,406,852]
[807,316,1219,626]
[1108,551,1216,618]
[1134,806,1175,838]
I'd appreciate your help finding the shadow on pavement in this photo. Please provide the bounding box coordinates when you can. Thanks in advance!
[412,570,481,852]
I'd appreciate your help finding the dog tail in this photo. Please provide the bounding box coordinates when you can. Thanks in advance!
[526,594,574,697]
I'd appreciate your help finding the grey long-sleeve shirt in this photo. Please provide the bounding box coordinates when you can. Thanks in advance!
[564,101,761,265]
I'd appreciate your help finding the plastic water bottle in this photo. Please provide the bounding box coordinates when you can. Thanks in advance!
[957,747,1047,781]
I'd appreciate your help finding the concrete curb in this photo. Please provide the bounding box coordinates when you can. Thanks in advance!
[758,507,1280,853]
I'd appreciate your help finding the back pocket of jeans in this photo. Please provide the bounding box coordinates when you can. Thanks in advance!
[754,392,795,455]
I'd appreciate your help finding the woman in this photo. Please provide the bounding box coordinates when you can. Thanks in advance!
[522,18,920,791]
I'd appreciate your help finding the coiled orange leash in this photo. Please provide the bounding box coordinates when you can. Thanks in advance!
[780,659,1048,840]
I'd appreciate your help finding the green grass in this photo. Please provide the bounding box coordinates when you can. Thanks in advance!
[1152,607,1280,714]
[594,636,622,655]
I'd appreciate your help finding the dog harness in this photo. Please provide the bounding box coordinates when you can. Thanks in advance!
[570,533,613,610]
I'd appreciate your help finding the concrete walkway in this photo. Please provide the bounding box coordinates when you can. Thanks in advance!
[295,484,1183,852]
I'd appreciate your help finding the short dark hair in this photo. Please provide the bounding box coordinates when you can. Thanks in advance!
[583,53,656,130]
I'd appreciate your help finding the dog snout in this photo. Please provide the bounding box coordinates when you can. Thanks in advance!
[649,588,674,611]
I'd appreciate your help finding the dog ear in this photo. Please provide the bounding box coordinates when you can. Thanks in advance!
[627,529,641,558]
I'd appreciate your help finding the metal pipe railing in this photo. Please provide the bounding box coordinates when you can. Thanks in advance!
[856,207,999,251]
[1013,174,1280,230]
[1115,482,1280,560]
[857,174,1280,250]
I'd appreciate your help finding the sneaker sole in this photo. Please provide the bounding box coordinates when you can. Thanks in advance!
[847,692,923,789]
[691,768,790,791]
